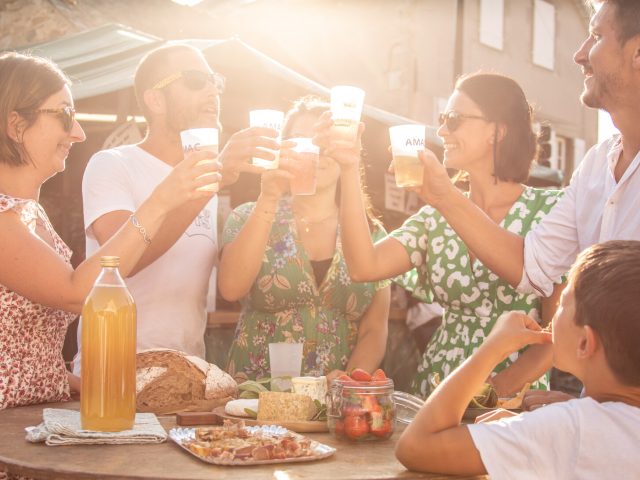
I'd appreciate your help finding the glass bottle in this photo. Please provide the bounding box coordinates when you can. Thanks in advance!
[81,256,136,431]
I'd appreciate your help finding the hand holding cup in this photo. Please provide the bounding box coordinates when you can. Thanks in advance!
[313,111,364,173]
[153,149,222,210]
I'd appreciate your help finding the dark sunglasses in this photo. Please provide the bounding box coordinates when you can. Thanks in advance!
[438,111,488,132]
[22,106,76,132]
[152,70,225,93]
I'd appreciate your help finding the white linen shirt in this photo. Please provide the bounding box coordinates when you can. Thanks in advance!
[519,135,640,296]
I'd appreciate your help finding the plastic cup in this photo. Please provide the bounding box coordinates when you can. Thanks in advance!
[249,109,284,169]
[180,128,219,193]
[330,86,365,148]
[288,138,319,196]
[268,342,303,391]
[389,124,426,188]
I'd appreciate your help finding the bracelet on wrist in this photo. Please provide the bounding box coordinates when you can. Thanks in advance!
[129,214,151,245]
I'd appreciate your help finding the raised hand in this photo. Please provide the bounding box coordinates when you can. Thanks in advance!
[152,148,221,211]
[259,170,293,201]
[217,126,282,185]
[485,311,552,356]
[312,111,364,172]
[406,150,456,207]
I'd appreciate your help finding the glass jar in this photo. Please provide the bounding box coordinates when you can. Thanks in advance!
[326,378,395,441]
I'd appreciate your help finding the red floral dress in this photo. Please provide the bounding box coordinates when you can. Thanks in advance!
[0,194,77,410]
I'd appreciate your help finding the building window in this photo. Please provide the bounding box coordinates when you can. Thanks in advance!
[553,135,566,171]
[532,0,555,70]
[480,0,504,50]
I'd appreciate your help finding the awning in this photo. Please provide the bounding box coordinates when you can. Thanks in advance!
[22,23,439,142]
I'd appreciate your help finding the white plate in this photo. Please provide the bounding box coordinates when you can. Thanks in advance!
[169,425,336,466]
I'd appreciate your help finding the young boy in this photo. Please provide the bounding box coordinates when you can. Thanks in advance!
[395,240,640,479]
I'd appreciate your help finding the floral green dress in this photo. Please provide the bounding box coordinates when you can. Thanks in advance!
[222,198,388,379]
[390,187,563,397]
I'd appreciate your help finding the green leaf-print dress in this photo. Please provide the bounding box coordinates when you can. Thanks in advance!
[390,187,563,397]
[222,198,388,379]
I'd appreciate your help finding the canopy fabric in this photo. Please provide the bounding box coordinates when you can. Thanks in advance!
[22,24,433,135]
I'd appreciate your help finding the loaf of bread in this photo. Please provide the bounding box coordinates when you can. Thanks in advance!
[257,391,317,422]
[136,349,237,414]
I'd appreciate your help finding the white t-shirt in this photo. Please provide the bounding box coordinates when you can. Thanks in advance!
[73,145,218,374]
[467,397,640,480]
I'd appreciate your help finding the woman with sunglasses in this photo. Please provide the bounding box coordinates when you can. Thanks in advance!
[218,96,390,382]
[316,72,564,398]
[0,52,218,410]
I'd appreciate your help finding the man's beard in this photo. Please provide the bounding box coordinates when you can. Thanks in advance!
[165,99,220,132]
[580,71,621,111]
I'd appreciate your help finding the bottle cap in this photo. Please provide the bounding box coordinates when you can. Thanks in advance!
[100,256,120,267]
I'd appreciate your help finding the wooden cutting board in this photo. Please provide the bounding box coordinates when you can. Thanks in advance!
[210,406,329,433]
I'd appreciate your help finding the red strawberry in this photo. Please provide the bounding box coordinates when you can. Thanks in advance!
[350,368,372,382]
[371,368,387,382]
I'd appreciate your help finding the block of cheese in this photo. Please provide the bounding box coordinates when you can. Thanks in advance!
[291,376,327,405]
[225,398,260,417]
[257,391,318,422]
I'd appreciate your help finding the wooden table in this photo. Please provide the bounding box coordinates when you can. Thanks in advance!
[0,402,487,480]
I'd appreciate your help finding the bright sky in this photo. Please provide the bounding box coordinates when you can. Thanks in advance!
[598,110,619,143]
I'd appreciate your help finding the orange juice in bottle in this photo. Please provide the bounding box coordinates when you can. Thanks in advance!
[81,255,136,431]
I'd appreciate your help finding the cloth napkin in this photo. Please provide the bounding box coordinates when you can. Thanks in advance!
[25,408,167,446]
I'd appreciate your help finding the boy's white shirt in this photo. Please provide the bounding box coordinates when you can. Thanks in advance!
[73,145,218,374]
[467,397,640,480]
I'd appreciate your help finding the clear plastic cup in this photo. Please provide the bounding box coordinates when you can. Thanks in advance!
[288,138,319,196]
[330,86,365,148]
[268,342,303,391]
[389,124,426,188]
[180,128,219,193]
[249,109,284,169]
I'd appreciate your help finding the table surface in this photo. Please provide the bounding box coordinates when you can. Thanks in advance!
[0,402,487,480]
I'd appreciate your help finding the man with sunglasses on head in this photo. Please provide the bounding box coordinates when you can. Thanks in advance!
[414,0,640,409]
[73,44,280,373]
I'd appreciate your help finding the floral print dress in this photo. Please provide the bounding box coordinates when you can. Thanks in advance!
[222,198,388,379]
[390,187,562,397]
[0,195,77,410]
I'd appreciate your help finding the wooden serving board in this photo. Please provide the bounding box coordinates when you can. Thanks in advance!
[211,406,329,433]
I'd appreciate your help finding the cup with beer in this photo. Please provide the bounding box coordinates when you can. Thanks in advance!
[389,124,426,188]
[180,128,219,193]
[330,86,365,148]
[249,109,284,169]
[287,138,319,196]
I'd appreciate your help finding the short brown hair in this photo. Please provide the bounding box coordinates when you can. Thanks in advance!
[569,240,640,386]
[0,51,70,166]
[133,44,202,123]
[589,1,640,45]
[455,72,537,183]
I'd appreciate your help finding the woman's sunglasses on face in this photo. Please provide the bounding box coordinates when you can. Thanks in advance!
[20,106,76,133]
[152,70,226,93]
[438,111,488,132]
